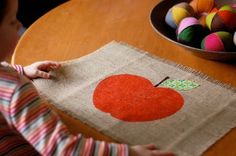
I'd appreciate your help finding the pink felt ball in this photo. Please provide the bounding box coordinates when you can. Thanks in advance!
[176,17,204,47]
[201,31,234,52]
[177,17,200,35]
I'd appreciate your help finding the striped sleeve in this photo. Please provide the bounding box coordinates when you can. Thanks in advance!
[0,62,24,75]
[0,113,40,156]
[7,79,129,156]
[11,64,24,75]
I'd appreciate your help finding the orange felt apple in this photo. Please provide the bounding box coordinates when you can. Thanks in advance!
[93,74,184,122]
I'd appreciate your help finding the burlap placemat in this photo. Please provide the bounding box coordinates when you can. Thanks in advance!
[33,41,236,156]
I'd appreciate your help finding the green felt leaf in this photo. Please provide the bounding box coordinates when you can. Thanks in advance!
[160,79,200,91]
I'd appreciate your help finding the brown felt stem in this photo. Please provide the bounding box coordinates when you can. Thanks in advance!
[154,76,170,87]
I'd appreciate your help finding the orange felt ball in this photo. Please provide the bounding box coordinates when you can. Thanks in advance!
[190,0,215,15]
[198,14,207,27]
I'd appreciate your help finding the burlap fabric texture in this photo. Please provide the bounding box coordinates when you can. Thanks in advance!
[33,41,236,156]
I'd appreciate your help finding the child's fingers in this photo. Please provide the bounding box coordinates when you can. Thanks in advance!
[42,61,61,67]
[36,70,50,79]
[38,61,61,71]
[152,150,175,156]
[144,144,159,150]
[48,62,61,68]
[47,64,61,71]
[50,64,61,69]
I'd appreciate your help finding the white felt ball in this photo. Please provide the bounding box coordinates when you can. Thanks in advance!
[234,31,236,46]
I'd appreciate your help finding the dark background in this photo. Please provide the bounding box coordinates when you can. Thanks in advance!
[17,0,68,28]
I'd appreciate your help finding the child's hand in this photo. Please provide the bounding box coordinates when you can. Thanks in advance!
[23,61,61,79]
[130,144,174,156]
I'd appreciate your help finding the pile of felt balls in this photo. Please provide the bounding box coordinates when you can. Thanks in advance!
[165,0,236,52]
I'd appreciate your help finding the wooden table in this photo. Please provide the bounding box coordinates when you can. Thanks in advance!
[13,0,236,155]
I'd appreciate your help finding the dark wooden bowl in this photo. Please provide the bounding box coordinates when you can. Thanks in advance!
[150,0,236,61]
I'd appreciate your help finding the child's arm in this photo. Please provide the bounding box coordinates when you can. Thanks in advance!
[0,61,24,75]
[4,76,174,156]
[1,62,173,156]
[8,79,128,156]
[1,61,61,79]
[9,81,174,156]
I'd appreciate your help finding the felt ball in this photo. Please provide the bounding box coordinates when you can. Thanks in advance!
[190,0,214,14]
[165,2,194,29]
[177,17,205,47]
[201,31,234,52]
[231,4,236,10]
[220,4,236,12]
[234,31,236,46]
[206,5,236,32]
[198,13,207,27]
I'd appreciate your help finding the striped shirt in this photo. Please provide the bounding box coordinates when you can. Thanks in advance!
[0,63,129,156]
[0,112,40,156]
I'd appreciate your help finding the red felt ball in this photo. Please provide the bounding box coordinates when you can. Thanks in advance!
[206,5,236,32]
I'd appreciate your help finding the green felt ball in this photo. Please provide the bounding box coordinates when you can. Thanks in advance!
[177,17,205,48]
[177,26,202,47]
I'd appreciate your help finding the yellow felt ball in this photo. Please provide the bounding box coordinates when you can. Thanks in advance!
[165,2,194,29]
